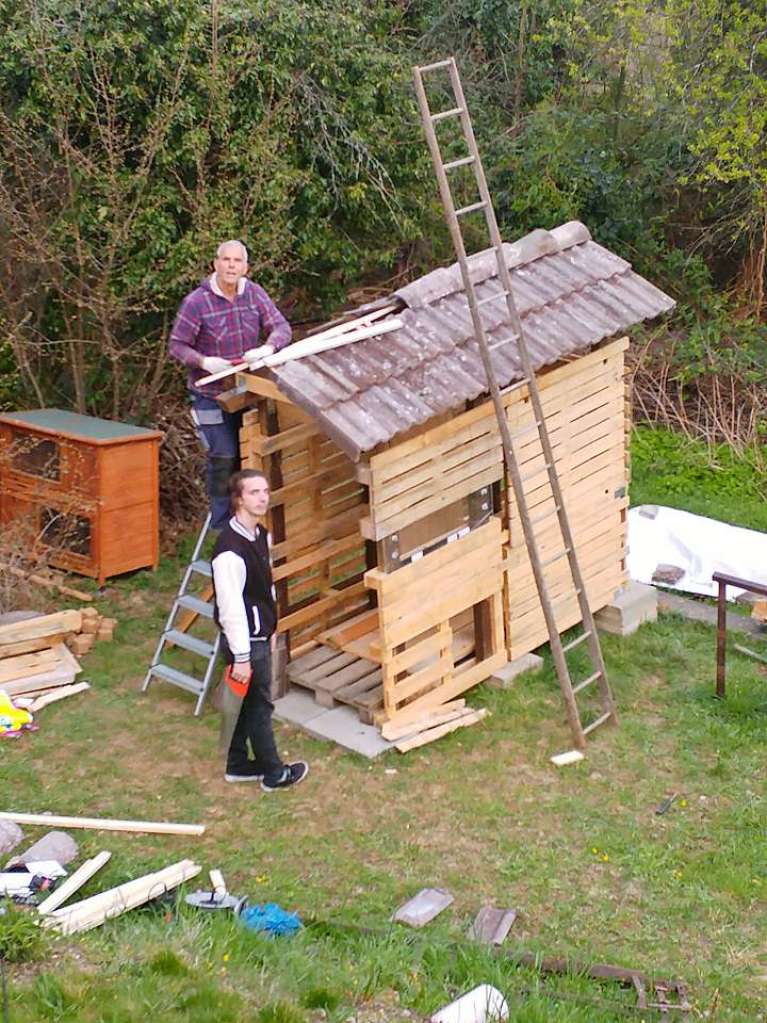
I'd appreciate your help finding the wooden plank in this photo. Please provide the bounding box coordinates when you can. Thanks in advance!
[390,654,453,706]
[277,581,367,633]
[313,657,380,695]
[318,610,378,649]
[251,421,322,456]
[381,700,468,741]
[0,812,205,836]
[0,647,60,684]
[380,651,506,725]
[290,650,358,685]
[37,851,111,915]
[272,533,362,582]
[395,708,489,752]
[334,667,383,702]
[0,610,82,648]
[238,373,297,404]
[29,681,90,712]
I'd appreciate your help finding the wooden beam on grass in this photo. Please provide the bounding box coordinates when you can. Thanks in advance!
[0,610,82,647]
[37,851,111,915]
[394,708,489,753]
[0,812,205,836]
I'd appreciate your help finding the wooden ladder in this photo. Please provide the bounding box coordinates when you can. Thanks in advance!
[413,57,617,748]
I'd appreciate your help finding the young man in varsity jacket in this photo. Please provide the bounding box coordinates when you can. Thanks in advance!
[211,469,308,791]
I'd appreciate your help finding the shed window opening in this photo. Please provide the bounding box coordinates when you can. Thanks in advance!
[378,487,496,572]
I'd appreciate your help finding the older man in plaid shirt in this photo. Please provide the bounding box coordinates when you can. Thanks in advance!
[169,240,292,529]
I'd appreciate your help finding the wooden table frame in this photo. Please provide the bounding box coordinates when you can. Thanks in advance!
[713,571,767,697]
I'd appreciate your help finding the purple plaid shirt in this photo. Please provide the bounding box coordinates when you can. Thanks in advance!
[169,274,292,396]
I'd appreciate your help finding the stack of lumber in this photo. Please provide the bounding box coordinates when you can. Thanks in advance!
[381,699,490,752]
[0,608,104,710]
[66,606,116,655]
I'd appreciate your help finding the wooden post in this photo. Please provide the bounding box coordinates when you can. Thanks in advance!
[716,577,727,698]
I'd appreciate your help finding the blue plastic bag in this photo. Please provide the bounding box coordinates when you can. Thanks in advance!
[239,902,301,937]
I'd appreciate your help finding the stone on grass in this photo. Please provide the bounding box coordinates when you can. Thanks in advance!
[393,887,453,928]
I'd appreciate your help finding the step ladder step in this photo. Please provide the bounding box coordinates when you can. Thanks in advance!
[419,58,453,73]
[177,594,214,618]
[148,662,205,695]
[520,463,552,484]
[164,629,216,658]
[190,559,212,577]
[531,505,560,527]
[582,710,613,736]
[511,421,542,441]
[487,334,517,351]
[573,670,601,695]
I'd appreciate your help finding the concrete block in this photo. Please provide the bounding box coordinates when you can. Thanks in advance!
[301,705,393,759]
[594,581,657,636]
[487,653,544,689]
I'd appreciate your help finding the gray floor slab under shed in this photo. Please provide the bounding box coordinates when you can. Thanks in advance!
[273,687,393,758]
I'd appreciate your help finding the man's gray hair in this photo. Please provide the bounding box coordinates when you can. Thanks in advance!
[216,239,248,262]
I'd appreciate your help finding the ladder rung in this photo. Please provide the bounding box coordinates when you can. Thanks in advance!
[583,710,613,736]
[190,559,212,577]
[477,290,509,308]
[177,594,215,618]
[562,630,591,654]
[431,106,464,122]
[511,420,542,441]
[572,670,601,695]
[520,463,551,484]
[443,155,476,171]
[487,334,517,351]
[530,506,560,527]
[455,200,487,216]
[163,629,216,658]
[148,663,205,695]
[418,58,453,74]
[541,548,570,569]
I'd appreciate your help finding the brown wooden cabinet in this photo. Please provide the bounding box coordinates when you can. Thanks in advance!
[0,409,162,585]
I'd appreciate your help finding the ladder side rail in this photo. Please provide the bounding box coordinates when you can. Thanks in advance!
[413,64,587,747]
[447,58,616,723]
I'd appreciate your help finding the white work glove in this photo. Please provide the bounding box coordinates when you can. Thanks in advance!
[200,356,233,374]
[243,344,275,367]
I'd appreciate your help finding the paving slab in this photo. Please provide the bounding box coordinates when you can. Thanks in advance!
[393,887,454,927]
[658,591,766,637]
[297,703,393,758]
[273,688,328,727]
[468,906,517,945]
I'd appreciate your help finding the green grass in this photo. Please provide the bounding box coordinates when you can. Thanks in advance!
[630,424,767,531]
[2,427,767,1021]
[3,590,767,1020]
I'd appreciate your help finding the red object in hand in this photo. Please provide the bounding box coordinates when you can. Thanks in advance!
[224,664,251,699]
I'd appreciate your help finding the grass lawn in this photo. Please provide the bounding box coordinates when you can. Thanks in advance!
[2,427,767,1022]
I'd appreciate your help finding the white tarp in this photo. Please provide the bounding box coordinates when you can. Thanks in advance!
[627,505,767,599]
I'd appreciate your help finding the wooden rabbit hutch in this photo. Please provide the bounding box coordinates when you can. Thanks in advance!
[236,223,674,728]
[0,409,162,585]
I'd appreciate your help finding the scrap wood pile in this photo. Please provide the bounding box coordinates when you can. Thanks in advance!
[0,812,204,937]
[382,700,489,752]
[0,607,116,734]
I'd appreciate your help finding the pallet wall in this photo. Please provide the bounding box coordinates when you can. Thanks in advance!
[503,338,629,657]
[364,519,506,723]
[239,400,369,654]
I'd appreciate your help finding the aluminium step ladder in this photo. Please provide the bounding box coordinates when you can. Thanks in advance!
[413,57,618,749]
[142,514,220,715]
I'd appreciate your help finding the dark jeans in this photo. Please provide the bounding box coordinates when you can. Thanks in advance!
[226,643,284,783]
[190,394,243,529]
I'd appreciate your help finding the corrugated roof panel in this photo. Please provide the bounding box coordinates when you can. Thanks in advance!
[268,222,675,459]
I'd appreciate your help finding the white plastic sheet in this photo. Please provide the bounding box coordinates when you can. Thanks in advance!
[627,505,767,599]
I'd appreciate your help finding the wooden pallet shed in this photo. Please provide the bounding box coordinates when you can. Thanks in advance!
[237,221,674,725]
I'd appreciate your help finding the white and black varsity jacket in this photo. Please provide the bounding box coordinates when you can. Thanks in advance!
[211,517,277,664]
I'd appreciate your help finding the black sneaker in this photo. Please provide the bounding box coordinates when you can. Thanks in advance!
[224,764,264,783]
[260,761,309,792]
